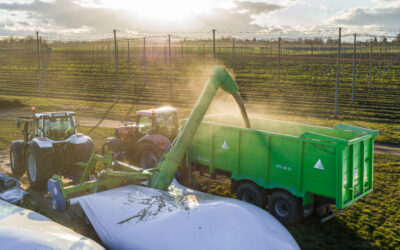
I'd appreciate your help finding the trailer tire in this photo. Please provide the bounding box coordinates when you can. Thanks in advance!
[268,191,302,224]
[26,147,54,191]
[236,182,267,208]
[10,141,25,177]
[138,142,163,169]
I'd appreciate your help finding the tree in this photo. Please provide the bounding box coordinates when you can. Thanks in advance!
[395,33,400,44]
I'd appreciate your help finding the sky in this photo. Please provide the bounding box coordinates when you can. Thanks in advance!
[0,0,399,39]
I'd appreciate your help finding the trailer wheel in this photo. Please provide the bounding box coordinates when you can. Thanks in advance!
[268,191,302,224]
[236,182,267,208]
[10,141,25,177]
[138,142,163,169]
[26,147,53,191]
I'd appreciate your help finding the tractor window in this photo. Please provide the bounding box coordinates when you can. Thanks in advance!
[34,118,43,137]
[156,113,178,139]
[137,116,153,136]
[43,116,75,141]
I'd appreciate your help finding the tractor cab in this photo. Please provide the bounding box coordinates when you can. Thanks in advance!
[135,106,178,141]
[17,112,77,142]
[34,112,77,141]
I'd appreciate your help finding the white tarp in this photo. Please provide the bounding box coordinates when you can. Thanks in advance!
[0,199,104,250]
[73,181,299,250]
[0,173,27,204]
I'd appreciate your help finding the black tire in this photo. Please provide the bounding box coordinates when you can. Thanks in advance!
[76,139,94,163]
[236,182,268,208]
[102,137,123,158]
[268,191,302,224]
[10,141,25,177]
[26,147,54,191]
[138,142,163,169]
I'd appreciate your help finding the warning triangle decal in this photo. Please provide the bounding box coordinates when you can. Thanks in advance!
[221,140,229,150]
[313,159,325,170]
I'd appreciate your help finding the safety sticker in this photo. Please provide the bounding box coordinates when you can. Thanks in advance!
[313,159,325,170]
[221,140,229,150]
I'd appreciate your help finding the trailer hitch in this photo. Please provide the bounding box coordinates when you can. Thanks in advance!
[320,204,353,223]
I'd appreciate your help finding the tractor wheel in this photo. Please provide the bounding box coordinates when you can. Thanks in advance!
[26,147,54,191]
[10,141,25,178]
[268,191,302,225]
[138,142,163,169]
[76,139,94,163]
[236,182,268,208]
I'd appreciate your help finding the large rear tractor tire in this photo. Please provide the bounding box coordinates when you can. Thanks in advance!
[236,182,268,208]
[138,142,163,169]
[26,147,54,191]
[268,191,302,224]
[10,141,25,178]
[76,139,94,163]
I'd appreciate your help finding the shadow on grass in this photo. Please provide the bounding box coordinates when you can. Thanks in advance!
[287,212,376,249]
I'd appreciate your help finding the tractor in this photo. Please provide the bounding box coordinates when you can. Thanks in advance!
[10,111,93,190]
[102,106,178,169]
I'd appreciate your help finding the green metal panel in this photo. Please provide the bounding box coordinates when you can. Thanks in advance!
[187,114,378,209]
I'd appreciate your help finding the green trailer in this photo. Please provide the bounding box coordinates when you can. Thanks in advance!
[185,114,378,224]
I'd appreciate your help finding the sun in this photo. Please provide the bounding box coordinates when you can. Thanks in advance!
[108,0,213,22]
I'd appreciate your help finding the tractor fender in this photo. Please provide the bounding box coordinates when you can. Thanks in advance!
[27,140,55,157]
[67,134,92,145]
[137,135,171,152]
[30,138,53,149]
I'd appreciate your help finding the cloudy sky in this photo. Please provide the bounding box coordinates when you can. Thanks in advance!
[0,0,399,37]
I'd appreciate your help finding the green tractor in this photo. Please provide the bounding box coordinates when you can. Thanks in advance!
[102,106,178,169]
[10,111,93,190]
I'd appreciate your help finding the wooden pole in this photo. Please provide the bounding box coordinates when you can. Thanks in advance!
[352,33,356,103]
[278,37,281,90]
[36,31,41,97]
[212,29,216,63]
[113,30,119,101]
[334,28,341,118]
[369,39,373,88]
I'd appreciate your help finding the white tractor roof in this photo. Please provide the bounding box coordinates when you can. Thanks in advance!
[136,107,177,116]
[34,111,75,118]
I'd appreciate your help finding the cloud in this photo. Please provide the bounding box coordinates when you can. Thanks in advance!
[234,1,283,15]
[329,4,400,27]
[0,0,286,34]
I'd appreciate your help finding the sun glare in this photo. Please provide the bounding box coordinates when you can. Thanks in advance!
[109,0,213,22]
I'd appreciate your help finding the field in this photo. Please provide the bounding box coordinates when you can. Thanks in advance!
[0,36,400,249]
[0,119,399,249]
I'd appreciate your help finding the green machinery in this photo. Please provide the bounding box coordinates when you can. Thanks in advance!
[184,114,378,223]
[48,66,247,211]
